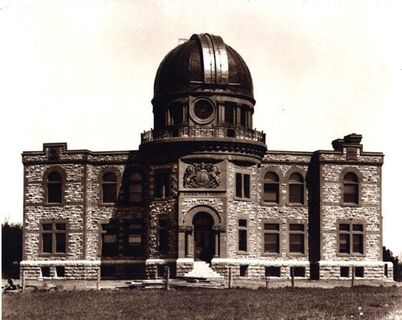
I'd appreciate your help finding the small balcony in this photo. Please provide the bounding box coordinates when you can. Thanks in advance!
[141,125,266,144]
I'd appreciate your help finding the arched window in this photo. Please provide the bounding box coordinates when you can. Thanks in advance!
[127,172,143,203]
[264,172,279,204]
[288,172,304,204]
[102,172,117,204]
[46,171,62,204]
[343,172,359,204]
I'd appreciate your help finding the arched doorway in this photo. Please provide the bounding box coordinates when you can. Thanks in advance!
[193,212,215,262]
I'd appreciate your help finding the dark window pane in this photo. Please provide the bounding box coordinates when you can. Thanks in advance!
[352,224,363,232]
[239,229,247,251]
[264,223,279,231]
[55,223,66,231]
[264,184,279,203]
[264,172,279,182]
[289,173,303,183]
[236,173,242,198]
[264,233,279,253]
[240,265,248,277]
[339,234,350,253]
[339,224,350,231]
[289,234,304,253]
[103,172,117,182]
[239,219,247,227]
[48,171,61,182]
[344,184,358,203]
[41,267,50,277]
[42,233,52,253]
[291,267,305,277]
[56,233,66,253]
[289,224,304,231]
[240,108,246,126]
[289,184,304,204]
[42,223,52,231]
[355,267,364,277]
[56,266,65,277]
[243,174,250,198]
[103,184,117,203]
[344,172,358,183]
[340,266,349,277]
[48,183,62,203]
[352,234,363,253]
[155,172,170,198]
[265,266,281,277]
[224,104,234,125]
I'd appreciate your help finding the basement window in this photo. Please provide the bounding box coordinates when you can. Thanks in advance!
[290,267,305,277]
[340,266,349,278]
[265,267,281,277]
[56,266,65,277]
[355,267,364,278]
[41,266,50,277]
[240,265,248,277]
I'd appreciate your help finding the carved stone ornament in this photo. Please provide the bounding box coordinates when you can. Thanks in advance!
[183,162,221,188]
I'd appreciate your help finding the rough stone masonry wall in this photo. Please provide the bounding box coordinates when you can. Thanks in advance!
[227,154,308,262]
[320,163,382,262]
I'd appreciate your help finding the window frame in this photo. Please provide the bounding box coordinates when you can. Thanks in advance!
[43,167,65,206]
[125,170,144,205]
[337,221,365,256]
[99,169,120,206]
[340,169,362,206]
[287,222,307,256]
[154,170,171,200]
[238,218,248,253]
[235,172,251,200]
[287,171,306,206]
[39,220,68,256]
[261,168,282,206]
[262,220,281,256]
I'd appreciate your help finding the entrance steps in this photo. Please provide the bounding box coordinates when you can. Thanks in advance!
[183,261,224,280]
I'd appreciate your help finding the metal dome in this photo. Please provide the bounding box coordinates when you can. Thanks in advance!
[153,33,254,101]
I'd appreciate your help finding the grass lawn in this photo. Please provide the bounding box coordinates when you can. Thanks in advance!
[3,286,402,319]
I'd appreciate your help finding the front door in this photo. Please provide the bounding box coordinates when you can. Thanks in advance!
[193,212,215,262]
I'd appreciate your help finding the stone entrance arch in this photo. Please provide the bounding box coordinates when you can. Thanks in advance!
[179,205,223,260]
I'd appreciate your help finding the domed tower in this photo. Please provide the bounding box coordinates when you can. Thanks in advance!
[140,33,266,164]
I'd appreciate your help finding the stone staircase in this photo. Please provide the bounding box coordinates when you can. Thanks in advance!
[183,261,224,280]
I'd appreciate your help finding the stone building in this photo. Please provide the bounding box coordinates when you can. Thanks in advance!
[21,33,392,283]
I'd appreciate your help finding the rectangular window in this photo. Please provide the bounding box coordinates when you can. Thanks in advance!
[340,266,349,278]
[240,107,246,126]
[155,171,170,199]
[56,266,65,277]
[124,222,142,256]
[265,267,281,277]
[159,217,169,254]
[289,184,304,204]
[238,219,247,252]
[41,266,50,277]
[264,223,280,254]
[41,222,67,255]
[235,173,250,199]
[102,223,119,257]
[240,265,248,277]
[355,266,364,278]
[289,224,305,254]
[224,104,234,125]
[290,267,305,277]
[338,223,364,255]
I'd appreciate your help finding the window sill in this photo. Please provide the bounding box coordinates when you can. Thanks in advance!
[39,253,67,257]
[261,201,280,206]
[340,203,360,207]
[100,203,116,207]
[336,253,365,257]
[44,203,64,207]
[287,203,306,207]
[234,197,252,202]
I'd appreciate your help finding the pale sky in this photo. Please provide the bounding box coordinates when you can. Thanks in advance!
[1,1,401,255]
